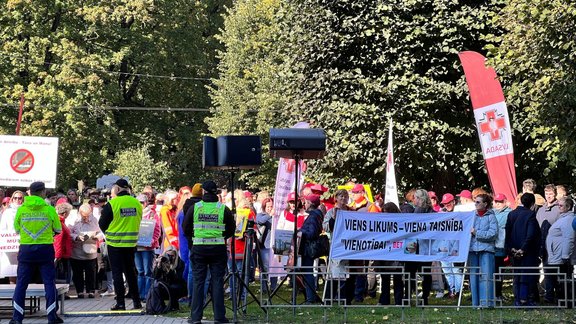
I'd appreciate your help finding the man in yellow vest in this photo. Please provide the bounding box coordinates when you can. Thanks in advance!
[185,180,234,324]
[98,179,142,310]
[10,181,62,324]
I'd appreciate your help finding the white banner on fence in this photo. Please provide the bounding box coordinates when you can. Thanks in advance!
[330,211,475,262]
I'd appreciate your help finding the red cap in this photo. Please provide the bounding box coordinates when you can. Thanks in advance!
[351,184,365,193]
[56,197,68,206]
[456,190,472,200]
[441,193,455,204]
[243,190,253,198]
[303,183,315,189]
[428,191,437,199]
[494,193,507,201]
[304,194,321,206]
[286,192,296,202]
[311,184,328,193]
[2,197,10,204]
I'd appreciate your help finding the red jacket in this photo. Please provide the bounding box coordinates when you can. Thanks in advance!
[54,216,72,258]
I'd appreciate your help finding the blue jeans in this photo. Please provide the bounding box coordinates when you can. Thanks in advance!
[260,248,277,293]
[188,250,194,298]
[441,261,462,293]
[134,250,155,300]
[228,259,247,303]
[468,251,495,307]
[301,255,317,303]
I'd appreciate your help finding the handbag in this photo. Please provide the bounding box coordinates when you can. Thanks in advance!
[304,234,330,259]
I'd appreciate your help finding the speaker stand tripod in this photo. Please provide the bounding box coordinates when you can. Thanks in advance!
[202,170,266,321]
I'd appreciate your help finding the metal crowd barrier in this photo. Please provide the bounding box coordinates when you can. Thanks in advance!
[258,262,575,322]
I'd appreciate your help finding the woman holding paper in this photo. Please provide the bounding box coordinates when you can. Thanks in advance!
[135,194,161,302]
[468,193,498,307]
[70,204,104,298]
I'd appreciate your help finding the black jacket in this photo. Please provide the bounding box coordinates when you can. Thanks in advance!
[505,206,541,266]
[99,191,131,233]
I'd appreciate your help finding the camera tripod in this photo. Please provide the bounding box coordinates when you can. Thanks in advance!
[236,221,271,310]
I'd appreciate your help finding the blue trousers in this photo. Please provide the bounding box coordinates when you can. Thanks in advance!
[468,251,495,307]
[13,244,57,322]
[134,250,155,300]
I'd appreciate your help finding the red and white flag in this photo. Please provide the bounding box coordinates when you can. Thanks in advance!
[384,118,399,207]
[459,51,518,206]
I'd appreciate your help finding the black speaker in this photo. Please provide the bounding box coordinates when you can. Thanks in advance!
[202,135,262,170]
[269,128,326,159]
[202,136,218,169]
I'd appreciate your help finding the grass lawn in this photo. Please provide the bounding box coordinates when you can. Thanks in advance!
[168,279,576,323]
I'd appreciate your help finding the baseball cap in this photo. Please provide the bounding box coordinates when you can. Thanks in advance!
[2,197,10,204]
[244,191,253,198]
[29,181,46,192]
[456,190,472,200]
[428,191,438,199]
[136,194,148,203]
[441,193,455,204]
[494,193,507,201]
[201,180,218,194]
[304,194,321,207]
[351,184,365,193]
[115,179,131,189]
[286,192,296,202]
[311,184,328,193]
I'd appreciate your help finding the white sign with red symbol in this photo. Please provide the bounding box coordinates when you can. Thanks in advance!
[473,101,513,159]
[0,135,59,188]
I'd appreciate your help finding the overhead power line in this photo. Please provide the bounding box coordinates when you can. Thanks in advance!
[0,103,211,112]
[0,52,213,82]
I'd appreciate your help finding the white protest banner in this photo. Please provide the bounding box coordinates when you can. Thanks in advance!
[0,135,59,188]
[330,211,474,262]
[0,230,20,253]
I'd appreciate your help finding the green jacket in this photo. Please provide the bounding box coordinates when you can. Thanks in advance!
[14,195,61,245]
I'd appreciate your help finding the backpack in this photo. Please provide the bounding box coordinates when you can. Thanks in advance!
[145,280,172,315]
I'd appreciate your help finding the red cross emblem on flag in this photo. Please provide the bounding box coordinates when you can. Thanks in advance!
[479,110,506,141]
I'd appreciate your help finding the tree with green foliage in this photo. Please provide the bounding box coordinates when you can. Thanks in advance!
[207,0,290,189]
[114,144,173,193]
[488,0,576,182]
[0,0,227,190]
[210,0,505,192]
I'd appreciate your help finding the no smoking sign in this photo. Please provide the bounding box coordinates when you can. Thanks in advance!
[10,149,35,174]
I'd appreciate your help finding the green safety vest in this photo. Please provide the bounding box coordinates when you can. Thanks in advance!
[106,195,142,247]
[193,201,226,245]
[14,195,61,245]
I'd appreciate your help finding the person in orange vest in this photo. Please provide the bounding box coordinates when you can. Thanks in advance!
[346,184,380,302]
[160,190,179,251]
[348,184,381,213]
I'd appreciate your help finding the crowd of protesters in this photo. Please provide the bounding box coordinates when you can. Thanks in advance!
[0,176,575,321]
